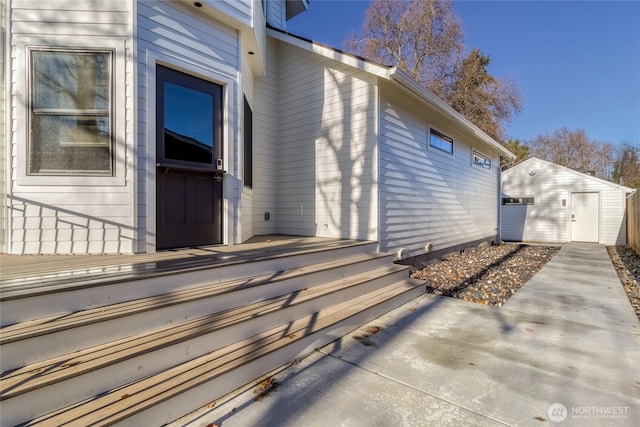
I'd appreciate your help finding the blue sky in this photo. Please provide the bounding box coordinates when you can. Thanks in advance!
[287,0,640,147]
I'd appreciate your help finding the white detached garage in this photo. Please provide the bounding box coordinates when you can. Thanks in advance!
[501,157,634,245]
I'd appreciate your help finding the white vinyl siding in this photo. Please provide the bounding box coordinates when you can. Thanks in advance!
[1,2,6,253]
[501,158,630,245]
[7,0,134,254]
[502,190,568,243]
[137,0,241,250]
[378,88,501,259]
[265,0,286,30]
[10,2,130,36]
[275,42,378,240]
[252,39,280,235]
[203,0,253,27]
[9,188,133,254]
[601,190,628,244]
[241,188,254,242]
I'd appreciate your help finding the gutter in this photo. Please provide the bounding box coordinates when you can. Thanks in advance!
[389,67,516,161]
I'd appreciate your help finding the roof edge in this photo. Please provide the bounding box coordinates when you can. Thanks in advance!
[507,157,636,192]
[389,68,515,160]
[266,27,392,79]
[267,27,515,161]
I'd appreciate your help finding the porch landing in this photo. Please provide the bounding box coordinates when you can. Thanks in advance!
[0,235,371,298]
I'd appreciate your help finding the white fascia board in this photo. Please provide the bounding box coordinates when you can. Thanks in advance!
[390,68,516,160]
[266,28,392,79]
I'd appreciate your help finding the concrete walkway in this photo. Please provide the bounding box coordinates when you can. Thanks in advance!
[171,243,640,427]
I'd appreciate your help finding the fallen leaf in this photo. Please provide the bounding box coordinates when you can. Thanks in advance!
[366,326,381,335]
[257,378,273,389]
[206,402,216,408]
[254,378,278,401]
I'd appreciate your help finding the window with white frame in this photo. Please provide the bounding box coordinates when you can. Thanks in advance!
[29,49,113,176]
[473,150,491,169]
[502,197,535,205]
[429,128,453,154]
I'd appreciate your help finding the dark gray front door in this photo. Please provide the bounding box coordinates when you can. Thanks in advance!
[156,65,223,250]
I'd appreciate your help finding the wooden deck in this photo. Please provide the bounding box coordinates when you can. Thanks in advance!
[0,234,426,426]
[0,235,371,298]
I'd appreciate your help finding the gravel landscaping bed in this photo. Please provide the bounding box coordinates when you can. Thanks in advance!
[606,245,640,321]
[410,243,640,320]
[410,244,560,306]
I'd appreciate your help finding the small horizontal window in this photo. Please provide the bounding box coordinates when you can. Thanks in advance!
[429,129,453,154]
[473,150,491,169]
[502,197,535,206]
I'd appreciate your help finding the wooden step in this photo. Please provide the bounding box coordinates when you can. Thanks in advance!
[0,266,412,425]
[1,240,379,326]
[1,252,391,372]
[20,279,425,427]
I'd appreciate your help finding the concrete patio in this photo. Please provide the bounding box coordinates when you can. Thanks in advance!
[170,243,640,427]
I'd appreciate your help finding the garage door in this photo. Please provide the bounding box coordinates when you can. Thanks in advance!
[571,192,599,242]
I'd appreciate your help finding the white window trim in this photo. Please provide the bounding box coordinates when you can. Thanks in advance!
[15,36,126,186]
[472,149,492,170]
[428,126,454,156]
[502,197,535,206]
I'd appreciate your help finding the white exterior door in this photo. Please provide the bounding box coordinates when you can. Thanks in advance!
[571,192,599,242]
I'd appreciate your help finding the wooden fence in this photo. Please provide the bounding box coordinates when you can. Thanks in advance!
[628,191,640,254]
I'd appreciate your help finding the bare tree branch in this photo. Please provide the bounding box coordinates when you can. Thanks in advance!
[344,0,521,142]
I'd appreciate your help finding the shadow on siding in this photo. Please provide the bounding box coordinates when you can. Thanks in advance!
[6,195,136,254]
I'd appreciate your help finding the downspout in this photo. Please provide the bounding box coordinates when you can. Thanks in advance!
[374,76,380,253]
[131,0,139,252]
[498,160,503,244]
[1,0,10,254]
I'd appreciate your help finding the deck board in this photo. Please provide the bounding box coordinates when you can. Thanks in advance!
[0,236,372,297]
